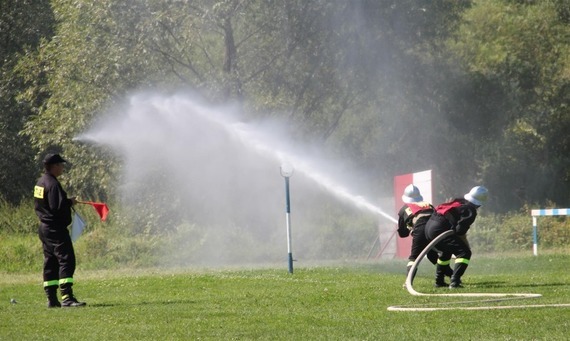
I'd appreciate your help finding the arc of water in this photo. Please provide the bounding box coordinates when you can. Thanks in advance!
[177,97,397,223]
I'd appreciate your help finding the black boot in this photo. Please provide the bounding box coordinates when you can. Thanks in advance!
[45,285,61,308]
[434,264,449,288]
[60,283,86,307]
[449,262,469,289]
[62,294,87,307]
[444,265,453,278]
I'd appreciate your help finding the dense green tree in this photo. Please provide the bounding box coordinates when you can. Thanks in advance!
[18,0,166,201]
[11,0,570,219]
[302,1,477,199]
[0,0,55,203]
[17,0,372,197]
[447,0,570,210]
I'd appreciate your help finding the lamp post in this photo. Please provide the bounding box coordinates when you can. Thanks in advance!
[280,162,294,274]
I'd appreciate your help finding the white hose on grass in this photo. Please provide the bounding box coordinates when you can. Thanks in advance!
[388,230,570,311]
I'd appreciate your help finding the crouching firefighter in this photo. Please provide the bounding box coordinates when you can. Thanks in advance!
[425,186,488,288]
[397,184,452,287]
[34,153,86,308]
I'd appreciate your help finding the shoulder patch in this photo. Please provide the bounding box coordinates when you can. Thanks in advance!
[34,186,44,199]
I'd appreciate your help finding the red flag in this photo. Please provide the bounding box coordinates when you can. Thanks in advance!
[78,201,110,221]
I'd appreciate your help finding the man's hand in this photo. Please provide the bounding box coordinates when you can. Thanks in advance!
[397,226,411,238]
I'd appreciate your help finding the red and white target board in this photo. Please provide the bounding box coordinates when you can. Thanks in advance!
[393,170,432,258]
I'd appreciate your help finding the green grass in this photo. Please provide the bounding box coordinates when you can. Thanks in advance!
[1,254,569,340]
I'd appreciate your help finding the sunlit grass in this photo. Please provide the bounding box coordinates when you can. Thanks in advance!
[1,254,569,340]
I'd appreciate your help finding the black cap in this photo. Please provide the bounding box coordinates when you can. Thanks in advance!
[43,153,67,165]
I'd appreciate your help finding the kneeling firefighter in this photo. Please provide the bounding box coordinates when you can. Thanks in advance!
[424,186,488,288]
[397,184,452,286]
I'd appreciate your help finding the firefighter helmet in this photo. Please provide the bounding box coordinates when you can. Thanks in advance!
[464,186,488,206]
[402,184,423,203]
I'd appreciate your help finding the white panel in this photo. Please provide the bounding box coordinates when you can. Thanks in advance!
[412,169,432,203]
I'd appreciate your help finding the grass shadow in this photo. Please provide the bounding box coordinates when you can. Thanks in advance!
[89,299,197,308]
[470,281,568,289]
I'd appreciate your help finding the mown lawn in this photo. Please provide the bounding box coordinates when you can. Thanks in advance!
[1,254,569,340]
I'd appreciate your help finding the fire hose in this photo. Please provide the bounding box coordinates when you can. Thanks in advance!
[388,230,570,311]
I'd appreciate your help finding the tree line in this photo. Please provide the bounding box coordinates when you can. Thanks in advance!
[1,0,568,216]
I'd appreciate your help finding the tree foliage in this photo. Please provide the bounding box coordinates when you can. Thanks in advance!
[447,0,570,211]
[6,0,570,220]
[0,0,55,203]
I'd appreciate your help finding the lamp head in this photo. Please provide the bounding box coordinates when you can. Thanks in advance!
[280,162,294,178]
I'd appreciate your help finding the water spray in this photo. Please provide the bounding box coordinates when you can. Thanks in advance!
[75,93,398,265]
[166,96,397,224]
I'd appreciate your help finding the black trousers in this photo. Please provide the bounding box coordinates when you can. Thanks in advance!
[38,223,76,284]
[425,215,471,260]
[409,223,438,264]
[432,235,471,260]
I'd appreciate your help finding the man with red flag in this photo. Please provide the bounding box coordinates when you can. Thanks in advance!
[34,153,87,308]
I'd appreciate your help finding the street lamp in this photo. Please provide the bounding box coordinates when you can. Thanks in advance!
[280,162,294,274]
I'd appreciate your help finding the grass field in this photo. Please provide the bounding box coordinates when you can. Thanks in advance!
[1,253,569,340]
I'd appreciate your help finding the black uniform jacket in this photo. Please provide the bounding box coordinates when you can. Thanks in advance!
[34,173,73,228]
[397,201,435,238]
[434,198,478,236]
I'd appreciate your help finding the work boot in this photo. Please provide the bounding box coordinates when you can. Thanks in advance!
[60,282,87,307]
[449,280,463,289]
[448,262,469,289]
[47,300,62,308]
[434,264,449,288]
[445,266,454,278]
[45,285,61,308]
[62,294,86,307]
[434,280,449,288]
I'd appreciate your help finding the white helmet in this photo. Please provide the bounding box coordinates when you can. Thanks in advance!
[464,186,488,206]
[402,184,423,203]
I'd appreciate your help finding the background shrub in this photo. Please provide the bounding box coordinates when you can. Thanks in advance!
[1,199,568,273]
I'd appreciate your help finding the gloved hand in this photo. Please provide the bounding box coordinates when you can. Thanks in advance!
[397,226,410,238]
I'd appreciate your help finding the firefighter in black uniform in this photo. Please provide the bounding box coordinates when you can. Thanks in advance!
[425,186,488,288]
[397,184,452,287]
[34,153,86,307]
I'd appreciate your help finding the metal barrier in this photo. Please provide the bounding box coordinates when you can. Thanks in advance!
[531,208,570,256]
